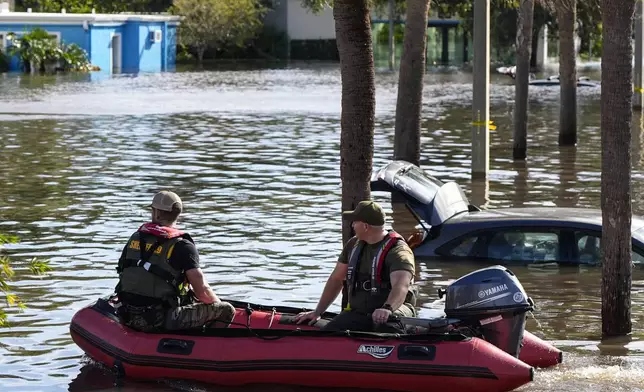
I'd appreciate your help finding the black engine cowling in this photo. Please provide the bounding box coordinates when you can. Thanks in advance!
[440,265,534,357]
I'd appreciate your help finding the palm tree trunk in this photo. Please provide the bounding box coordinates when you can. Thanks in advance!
[197,47,205,64]
[388,0,395,71]
[393,0,430,167]
[556,2,577,145]
[600,0,634,338]
[333,0,376,245]
[513,0,534,160]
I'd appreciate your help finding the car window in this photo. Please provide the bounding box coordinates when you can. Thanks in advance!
[633,249,644,264]
[487,231,559,262]
[447,235,483,257]
[634,249,644,265]
[575,232,602,264]
[575,231,644,265]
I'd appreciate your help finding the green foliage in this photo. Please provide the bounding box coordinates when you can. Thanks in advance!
[576,0,602,59]
[375,23,405,46]
[0,50,8,73]
[15,0,174,13]
[300,0,333,14]
[0,234,19,245]
[170,0,268,63]
[6,28,94,73]
[0,234,51,327]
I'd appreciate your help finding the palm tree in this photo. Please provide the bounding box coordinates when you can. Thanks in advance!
[599,0,635,338]
[513,0,535,160]
[333,0,376,245]
[554,0,578,145]
[393,0,430,167]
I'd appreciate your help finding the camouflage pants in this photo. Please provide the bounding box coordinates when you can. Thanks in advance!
[123,301,236,332]
[164,301,236,330]
[321,303,416,333]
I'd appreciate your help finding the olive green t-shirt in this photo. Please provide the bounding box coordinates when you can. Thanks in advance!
[338,235,415,312]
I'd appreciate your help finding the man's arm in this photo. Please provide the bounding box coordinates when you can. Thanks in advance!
[294,261,348,324]
[383,270,413,311]
[170,240,220,304]
[116,244,128,272]
[312,261,348,315]
[186,268,220,304]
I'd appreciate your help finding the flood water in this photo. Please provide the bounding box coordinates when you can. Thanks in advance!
[1,62,644,392]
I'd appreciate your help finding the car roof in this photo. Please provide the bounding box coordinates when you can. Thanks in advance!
[446,207,644,236]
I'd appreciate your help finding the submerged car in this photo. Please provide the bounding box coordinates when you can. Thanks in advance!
[370,161,644,265]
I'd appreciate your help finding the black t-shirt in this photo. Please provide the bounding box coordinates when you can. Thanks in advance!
[117,236,200,305]
[168,239,200,271]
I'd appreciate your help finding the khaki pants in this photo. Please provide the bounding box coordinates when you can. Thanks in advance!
[321,303,416,333]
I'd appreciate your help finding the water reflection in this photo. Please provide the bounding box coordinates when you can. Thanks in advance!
[0,65,642,392]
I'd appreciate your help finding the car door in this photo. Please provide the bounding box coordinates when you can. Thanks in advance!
[436,227,563,263]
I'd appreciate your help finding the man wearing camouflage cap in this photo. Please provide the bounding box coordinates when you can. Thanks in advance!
[295,200,418,332]
[115,190,236,332]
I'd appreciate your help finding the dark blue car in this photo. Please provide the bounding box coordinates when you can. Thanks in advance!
[371,161,644,265]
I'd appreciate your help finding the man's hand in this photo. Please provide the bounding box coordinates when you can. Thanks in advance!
[294,310,321,326]
[372,307,393,324]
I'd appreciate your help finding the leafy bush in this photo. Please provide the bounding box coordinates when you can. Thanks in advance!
[6,28,96,73]
[170,0,268,63]
[0,50,9,73]
[0,233,52,327]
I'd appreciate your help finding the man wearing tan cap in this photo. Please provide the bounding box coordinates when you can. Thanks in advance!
[295,200,418,332]
[115,190,236,332]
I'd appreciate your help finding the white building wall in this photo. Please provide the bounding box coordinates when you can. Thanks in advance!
[286,0,335,40]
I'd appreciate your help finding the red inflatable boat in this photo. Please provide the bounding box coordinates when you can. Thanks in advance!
[70,266,562,392]
[71,297,533,392]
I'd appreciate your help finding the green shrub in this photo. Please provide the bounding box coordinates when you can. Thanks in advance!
[1,233,52,327]
[0,50,9,73]
[6,28,95,73]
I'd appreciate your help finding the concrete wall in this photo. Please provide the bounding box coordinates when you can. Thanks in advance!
[286,0,335,40]
[89,25,122,72]
[263,0,287,35]
[165,23,177,71]
[134,22,164,73]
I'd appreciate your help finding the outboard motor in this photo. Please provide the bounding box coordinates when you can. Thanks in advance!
[440,265,534,357]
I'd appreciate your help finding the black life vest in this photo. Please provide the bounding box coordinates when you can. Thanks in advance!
[344,231,404,310]
[116,222,193,307]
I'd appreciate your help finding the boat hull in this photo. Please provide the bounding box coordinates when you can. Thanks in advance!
[70,300,534,392]
[224,299,563,369]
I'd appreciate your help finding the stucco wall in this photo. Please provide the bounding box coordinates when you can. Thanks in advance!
[286,0,335,40]
[89,25,122,72]
[134,22,164,73]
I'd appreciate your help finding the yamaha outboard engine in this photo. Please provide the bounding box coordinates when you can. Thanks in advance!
[440,265,534,357]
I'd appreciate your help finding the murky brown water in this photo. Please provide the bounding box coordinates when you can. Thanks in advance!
[1,63,644,392]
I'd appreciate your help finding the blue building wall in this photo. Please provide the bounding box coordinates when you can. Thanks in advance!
[89,25,122,73]
[166,24,177,72]
[136,22,163,73]
[0,18,176,73]
[122,22,139,72]
[0,23,90,71]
